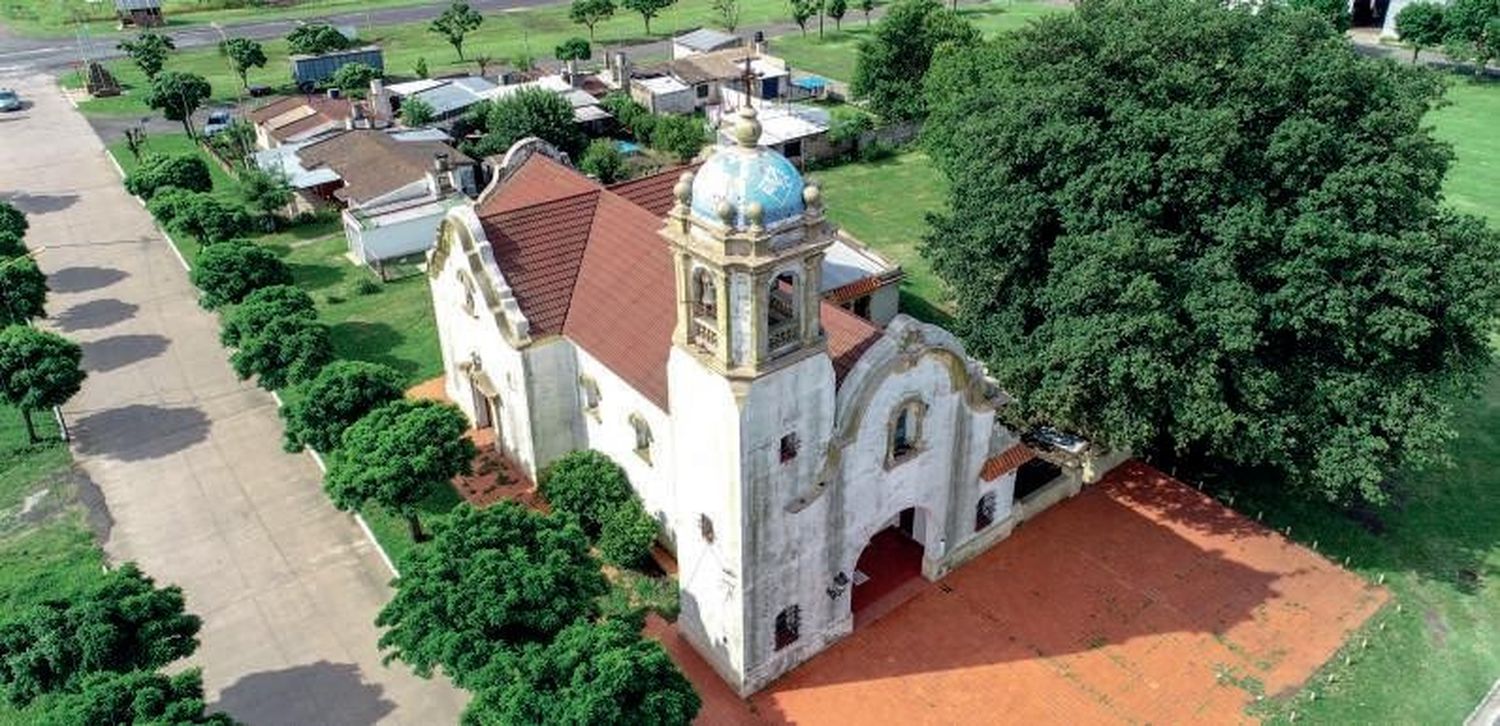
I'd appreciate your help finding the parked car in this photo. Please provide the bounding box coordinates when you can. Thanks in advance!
[203,110,232,137]
[0,89,21,112]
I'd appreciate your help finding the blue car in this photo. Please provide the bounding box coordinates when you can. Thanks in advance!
[0,89,21,112]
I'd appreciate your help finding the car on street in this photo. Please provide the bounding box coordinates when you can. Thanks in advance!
[0,89,21,112]
[203,110,232,137]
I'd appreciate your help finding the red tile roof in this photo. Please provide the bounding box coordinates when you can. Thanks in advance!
[980,444,1036,482]
[475,158,885,411]
[824,274,889,304]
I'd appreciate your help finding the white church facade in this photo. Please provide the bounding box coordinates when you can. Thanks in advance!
[426,109,1105,694]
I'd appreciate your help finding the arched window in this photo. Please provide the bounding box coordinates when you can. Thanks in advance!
[767,271,799,357]
[630,413,653,464]
[975,491,997,531]
[457,270,478,317]
[692,268,717,321]
[887,398,926,466]
[578,375,600,418]
[774,605,800,650]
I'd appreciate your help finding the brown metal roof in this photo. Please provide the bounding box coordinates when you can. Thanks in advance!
[980,444,1037,482]
[606,163,701,217]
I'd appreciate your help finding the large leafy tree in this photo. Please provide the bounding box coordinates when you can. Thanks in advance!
[621,0,675,34]
[0,326,85,443]
[280,360,405,453]
[852,0,978,121]
[376,503,607,684]
[227,314,333,390]
[0,232,23,259]
[324,399,475,541]
[145,72,212,139]
[431,1,485,61]
[0,256,48,327]
[922,0,1500,504]
[220,37,267,90]
[32,669,233,726]
[649,113,707,163]
[0,201,27,239]
[1441,0,1500,73]
[285,24,353,55]
[116,32,175,80]
[220,284,318,350]
[238,166,293,228]
[474,87,585,158]
[791,0,819,34]
[540,450,634,536]
[569,0,617,40]
[331,62,381,96]
[168,194,253,246]
[124,153,213,199]
[190,240,292,309]
[0,563,200,706]
[461,619,699,726]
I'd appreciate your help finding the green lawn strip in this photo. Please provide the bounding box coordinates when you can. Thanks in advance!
[1431,77,1500,227]
[812,150,953,324]
[1,0,429,37]
[0,407,107,725]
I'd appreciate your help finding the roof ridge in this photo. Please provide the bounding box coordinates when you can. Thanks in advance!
[559,191,613,332]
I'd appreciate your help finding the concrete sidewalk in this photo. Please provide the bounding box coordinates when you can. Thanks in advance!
[0,70,465,725]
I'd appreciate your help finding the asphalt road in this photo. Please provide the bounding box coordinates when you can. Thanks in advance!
[0,0,568,72]
[0,69,468,725]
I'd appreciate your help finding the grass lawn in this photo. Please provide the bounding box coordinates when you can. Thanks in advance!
[0,407,106,725]
[1,0,442,37]
[772,0,1065,82]
[813,151,953,324]
[1431,77,1500,228]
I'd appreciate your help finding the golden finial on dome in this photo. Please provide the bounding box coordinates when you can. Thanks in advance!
[732,105,761,148]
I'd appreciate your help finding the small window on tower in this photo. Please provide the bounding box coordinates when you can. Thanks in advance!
[779,433,799,462]
[774,605,800,650]
[975,491,997,532]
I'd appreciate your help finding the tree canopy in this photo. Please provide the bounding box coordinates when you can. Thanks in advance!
[649,114,707,163]
[0,201,27,239]
[376,503,607,684]
[0,326,85,443]
[541,450,634,536]
[331,62,381,96]
[556,37,592,62]
[401,97,437,127]
[570,0,617,39]
[474,87,585,158]
[461,619,699,726]
[220,284,318,349]
[1396,2,1447,62]
[145,72,213,138]
[579,138,626,183]
[226,314,333,391]
[324,399,474,540]
[286,24,352,55]
[621,0,675,34]
[921,0,1500,503]
[0,563,200,706]
[32,669,233,726]
[0,232,23,260]
[125,153,213,199]
[116,32,175,80]
[280,360,405,454]
[852,0,978,121]
[1441,0,1500,72]
[220,37,267,89]
[191,240,292,309]
[431,1,485,60]
[165,194,253,246]
[0,256,48,327]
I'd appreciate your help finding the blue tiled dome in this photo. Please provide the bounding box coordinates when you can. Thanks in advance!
[690,108,806,229]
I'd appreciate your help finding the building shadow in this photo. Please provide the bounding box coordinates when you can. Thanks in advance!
[213,661,396,726]
[1,191,78,214]
[73,404,209,463]
[47,266,128,294]
[80,333,169,372]
[53,298,139,332]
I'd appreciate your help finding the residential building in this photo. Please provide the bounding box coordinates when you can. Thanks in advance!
[382,76,500,123]
[672,27,743,59]
[631,48,790,114]
[247,93,358,149]
[426,110,1105,696]
[115,0,162,28]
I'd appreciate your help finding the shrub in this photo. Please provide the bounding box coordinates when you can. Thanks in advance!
[0,231,23,259]
[598,498,659,569]
[353,277,382,296]
[219,284,317,349]
[0,200,26,239]
[649,114,708,163]
[144,186,196,226]
[167,193,254,246]
[540,450,633,536]
[191,240,293,309]
[331,62,380,96]
[124,153,212,199]
[578,139,625,183]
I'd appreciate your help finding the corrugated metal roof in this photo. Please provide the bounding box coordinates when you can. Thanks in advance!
[674,28,741,52]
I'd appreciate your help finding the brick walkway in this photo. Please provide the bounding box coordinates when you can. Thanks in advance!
[651,461,1387,725]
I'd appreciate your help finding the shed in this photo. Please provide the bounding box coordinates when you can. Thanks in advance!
[115,0,163,28]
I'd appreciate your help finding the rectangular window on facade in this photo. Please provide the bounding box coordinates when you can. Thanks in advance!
[780,433,799,462]
[696,83,709,98]
[975,491,997,532]
[775,605,800,650]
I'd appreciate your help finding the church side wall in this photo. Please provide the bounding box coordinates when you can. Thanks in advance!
[519,341,583,474]
[573,347,679,544]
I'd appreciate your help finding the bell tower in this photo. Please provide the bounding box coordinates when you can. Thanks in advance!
[661,106,834,379]
[663,105,842,695]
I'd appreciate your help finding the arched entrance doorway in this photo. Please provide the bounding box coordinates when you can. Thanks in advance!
[466,366,503,451]
[851,507,928,626]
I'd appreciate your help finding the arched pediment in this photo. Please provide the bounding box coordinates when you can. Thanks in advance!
[429,206,533,347]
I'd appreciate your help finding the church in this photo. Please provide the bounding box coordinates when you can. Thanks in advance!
[426,107,1101,695]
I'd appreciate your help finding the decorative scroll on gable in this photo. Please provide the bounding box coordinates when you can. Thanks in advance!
[428,206,534,347]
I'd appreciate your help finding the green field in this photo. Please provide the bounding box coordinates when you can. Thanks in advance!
[772,0,1066,82]
[0,406,106,726]
[1,0,440,38]
[1432,78,1500,227]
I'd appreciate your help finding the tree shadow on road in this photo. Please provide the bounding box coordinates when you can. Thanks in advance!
[214,661,397,726]
[47,266,128,294]
[1,191,78,214]
[80,333,168,372]
[73,404,209,463]
[54,299,139,332]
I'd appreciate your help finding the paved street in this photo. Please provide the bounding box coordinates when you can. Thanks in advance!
[0,71,466,725]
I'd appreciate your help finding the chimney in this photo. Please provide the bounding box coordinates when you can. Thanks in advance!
[752,30,766,56]
[369,78,391,122]
[430,153,454,196]
[612,52,631,87]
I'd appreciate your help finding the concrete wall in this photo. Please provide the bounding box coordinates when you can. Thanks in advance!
[575,346,679,542]
[344,207,446,263]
